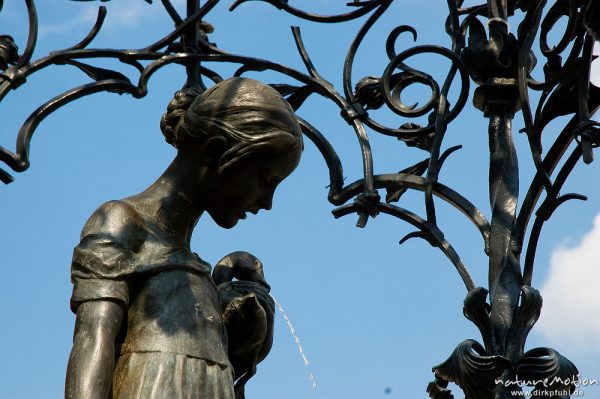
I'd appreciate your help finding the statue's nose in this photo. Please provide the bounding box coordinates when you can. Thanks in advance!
[258,189,275,211]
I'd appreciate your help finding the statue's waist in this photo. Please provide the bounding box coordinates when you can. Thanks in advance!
[120,269,229,366]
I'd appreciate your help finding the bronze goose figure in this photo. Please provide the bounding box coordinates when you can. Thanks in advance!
[213,251,275,399]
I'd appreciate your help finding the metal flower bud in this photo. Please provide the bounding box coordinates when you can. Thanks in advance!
[460,18,535,86]
[0,35,18,70]
[354,76,385,110]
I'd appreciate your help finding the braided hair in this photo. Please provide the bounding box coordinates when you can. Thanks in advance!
[160,87,202,147]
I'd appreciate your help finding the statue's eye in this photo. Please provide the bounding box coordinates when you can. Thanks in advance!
[258,170,271,187]
[259,169,278,187]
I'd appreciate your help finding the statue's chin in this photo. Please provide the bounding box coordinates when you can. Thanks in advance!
[212,214,240,229]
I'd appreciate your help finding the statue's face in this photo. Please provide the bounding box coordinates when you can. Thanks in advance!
[206,145,301,228]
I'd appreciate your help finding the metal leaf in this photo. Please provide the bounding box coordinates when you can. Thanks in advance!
[427,376,454,399]
[286,86,313,111]
[270,83,302,97]
[463,287,492,350]
[385,158,428,203]
[517,347,579,397]
[537,67,579,130]
[62,60,131,86]
[398,122,435,151]
[505,286,543,359]
[270,84,313,111]
[433,339,511,399]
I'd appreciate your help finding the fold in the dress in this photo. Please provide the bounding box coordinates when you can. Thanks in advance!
[113,352,235,399]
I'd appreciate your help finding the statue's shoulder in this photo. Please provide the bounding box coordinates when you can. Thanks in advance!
[79,200,146,250]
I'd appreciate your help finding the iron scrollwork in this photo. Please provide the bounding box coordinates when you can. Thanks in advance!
[1,0,599,398]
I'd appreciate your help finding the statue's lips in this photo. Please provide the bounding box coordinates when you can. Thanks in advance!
[240,208,260,219]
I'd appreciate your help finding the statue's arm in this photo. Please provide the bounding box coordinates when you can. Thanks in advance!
[65,300,124,399]
[66,201,143,399]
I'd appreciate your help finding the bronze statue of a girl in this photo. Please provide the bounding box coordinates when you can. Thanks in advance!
[65,77,303,399]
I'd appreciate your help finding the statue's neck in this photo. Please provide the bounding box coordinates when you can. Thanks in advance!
[126,156,206,248]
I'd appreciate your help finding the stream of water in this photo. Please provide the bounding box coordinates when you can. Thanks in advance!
[271,294,318,391]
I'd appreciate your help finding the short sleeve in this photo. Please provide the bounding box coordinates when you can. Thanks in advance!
[70,234,135,312]
[69,201,145,313]
[70,278,129,313]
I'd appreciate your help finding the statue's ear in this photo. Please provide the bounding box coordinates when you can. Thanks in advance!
[201,136,227,168]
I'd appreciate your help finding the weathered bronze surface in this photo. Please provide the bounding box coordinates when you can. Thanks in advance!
[64,77,302,399]
[2,0,600,398]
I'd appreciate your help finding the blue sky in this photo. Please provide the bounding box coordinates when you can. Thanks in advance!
[1,1,600,398]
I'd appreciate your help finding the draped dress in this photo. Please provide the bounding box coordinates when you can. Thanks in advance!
[70,200,235,399]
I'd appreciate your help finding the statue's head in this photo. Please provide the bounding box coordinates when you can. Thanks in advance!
[160,77,303,228]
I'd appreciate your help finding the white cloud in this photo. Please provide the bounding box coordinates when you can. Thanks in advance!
[39,0,186,37]
[592,61,600,88]
[102,0,160,29]
[39,7,98,37]
[535,213,600,353]
[593,42,600,88]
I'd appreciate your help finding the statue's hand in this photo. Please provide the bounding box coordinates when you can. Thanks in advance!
[212,251,270,290]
